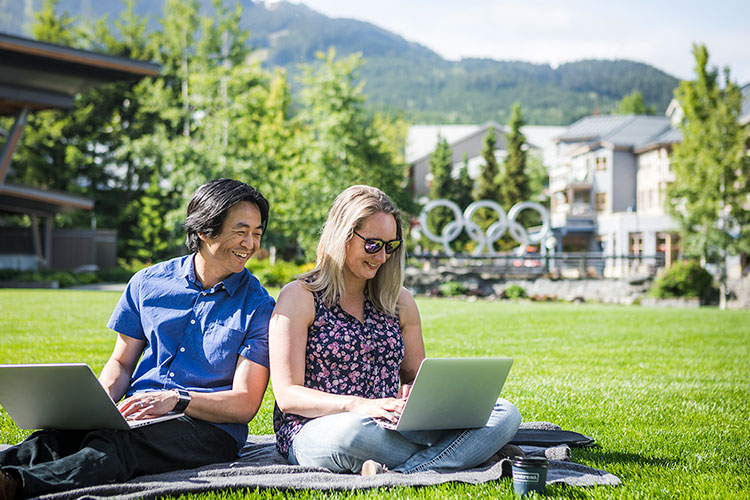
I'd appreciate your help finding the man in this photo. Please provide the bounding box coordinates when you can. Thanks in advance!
[0,179,274,500]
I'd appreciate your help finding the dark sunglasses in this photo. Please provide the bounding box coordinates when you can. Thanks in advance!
[353,230,402,254]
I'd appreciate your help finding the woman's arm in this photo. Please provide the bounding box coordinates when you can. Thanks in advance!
[397,287,426,398]
[269,281,404,421]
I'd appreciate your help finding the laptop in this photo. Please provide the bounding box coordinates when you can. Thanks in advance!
[377,357,513,432]
[0,363,183,431]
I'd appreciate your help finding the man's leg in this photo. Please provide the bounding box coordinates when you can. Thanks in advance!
[288,412,426,473]
[0,429,88,468]
[1,428,137,498]
[392,398,521,473]
[127,416,238,475]
[1,417,237,498]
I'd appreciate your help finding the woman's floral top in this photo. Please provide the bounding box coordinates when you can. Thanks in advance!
[273,287,404,457]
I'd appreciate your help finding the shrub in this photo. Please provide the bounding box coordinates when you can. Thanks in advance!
[650,261,717,303]
[503,284,528,299]
[246,259,315,288]
[439,281,468,297]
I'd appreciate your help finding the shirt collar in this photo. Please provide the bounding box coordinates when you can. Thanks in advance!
[183,253,244,296]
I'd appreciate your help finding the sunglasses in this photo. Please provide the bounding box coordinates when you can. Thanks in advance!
[353,230,402,254]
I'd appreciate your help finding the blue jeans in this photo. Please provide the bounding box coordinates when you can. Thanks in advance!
[288,398,521,474]
[0,416,237,497]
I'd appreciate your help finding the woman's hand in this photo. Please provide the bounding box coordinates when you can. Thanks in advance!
[348,396,406,423]
[398,383,413,399]
[118,390,177,420]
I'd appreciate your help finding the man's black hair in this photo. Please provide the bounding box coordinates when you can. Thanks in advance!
[184,178,269,252]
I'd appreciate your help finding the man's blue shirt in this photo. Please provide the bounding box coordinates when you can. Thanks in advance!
[107,254,274,449]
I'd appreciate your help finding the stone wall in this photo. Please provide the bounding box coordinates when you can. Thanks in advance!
[405,266,650,305]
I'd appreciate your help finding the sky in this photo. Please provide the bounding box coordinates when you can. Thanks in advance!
[288,0,750,84]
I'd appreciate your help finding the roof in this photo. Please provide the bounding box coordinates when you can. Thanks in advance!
[407,122,565,166]
[0,32,160,116]
[0,183,94,216]
[406,124,481,163]
[0,33,160,217]
[557,115,674,152]
[634,126,683,153]
[556,115,635,143]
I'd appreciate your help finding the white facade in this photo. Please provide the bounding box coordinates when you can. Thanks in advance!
[549,115,682,277]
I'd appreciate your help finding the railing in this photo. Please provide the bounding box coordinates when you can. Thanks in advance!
[407,252,666,279]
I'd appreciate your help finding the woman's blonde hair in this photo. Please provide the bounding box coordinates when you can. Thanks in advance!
[300,185,405,316]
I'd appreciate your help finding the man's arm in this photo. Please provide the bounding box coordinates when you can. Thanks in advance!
[117,355,269,424]
[99,333,146,402]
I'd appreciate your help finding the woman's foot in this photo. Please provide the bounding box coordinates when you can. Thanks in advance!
[360,459,388,476]
[0,469,20,500]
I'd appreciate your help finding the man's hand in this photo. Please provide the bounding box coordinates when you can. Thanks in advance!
[118,390,178,420]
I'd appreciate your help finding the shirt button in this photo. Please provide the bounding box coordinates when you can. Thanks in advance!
[202,292,207,296]
[190,319,196,324]
[169,372,175,377]
[180,347,186,352]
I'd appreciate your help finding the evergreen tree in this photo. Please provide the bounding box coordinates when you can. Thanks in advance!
[499,103,531,209]
[472,126,503,235]
[425,135,454,249]
[453,153,474,210]
[617,91,655,115]
[667,44,750,308]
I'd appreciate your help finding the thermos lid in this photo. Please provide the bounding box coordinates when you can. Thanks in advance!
[513,456,549,467]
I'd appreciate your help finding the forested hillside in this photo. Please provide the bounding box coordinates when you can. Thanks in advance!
[1,0,680,124]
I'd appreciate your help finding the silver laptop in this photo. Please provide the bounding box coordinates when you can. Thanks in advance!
[0,363,183,431]
[379,357,513,432]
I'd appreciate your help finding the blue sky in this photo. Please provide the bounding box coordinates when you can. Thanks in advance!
[290,0,750,84]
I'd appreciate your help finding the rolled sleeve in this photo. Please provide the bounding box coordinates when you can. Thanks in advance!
[106,271,145,340]
[238,298,274,368]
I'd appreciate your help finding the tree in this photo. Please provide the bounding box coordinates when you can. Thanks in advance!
[472,126,503,235]
[667,44,750,309]
[499,103,530,209]
[617,91,655,115]
[291,49,410,257]
[424,135,454,249]
[452,153,474,211]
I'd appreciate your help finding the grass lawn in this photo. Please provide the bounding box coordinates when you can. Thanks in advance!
[1,289,749,499]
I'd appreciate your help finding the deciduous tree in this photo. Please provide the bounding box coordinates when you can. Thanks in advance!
[667,44,750,308]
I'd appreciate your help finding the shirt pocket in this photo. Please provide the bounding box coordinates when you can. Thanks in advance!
[203,325,246,370]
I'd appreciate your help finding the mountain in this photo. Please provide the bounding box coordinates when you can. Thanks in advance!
[1,0,680,125]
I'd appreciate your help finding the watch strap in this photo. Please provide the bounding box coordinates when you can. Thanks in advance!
[173,389,191,413]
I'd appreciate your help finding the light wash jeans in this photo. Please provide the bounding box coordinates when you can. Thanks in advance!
[287,398,521,474]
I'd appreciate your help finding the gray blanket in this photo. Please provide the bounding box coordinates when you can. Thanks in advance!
[1,423,619,500]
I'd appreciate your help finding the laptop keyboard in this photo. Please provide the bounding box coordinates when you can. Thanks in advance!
[373,412,400,430]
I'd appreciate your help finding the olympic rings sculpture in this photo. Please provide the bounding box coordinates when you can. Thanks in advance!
[417,199,551,256]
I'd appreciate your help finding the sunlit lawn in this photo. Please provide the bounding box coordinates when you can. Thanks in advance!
[1,289,749,499]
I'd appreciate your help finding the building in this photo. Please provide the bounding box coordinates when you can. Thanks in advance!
[550,82,750,278]
[407,122,565,200]
[0,33,159,271]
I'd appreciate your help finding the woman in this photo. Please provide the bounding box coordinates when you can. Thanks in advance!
[269,185,521,474]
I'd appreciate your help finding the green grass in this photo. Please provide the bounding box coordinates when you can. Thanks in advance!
[1,290,749,499]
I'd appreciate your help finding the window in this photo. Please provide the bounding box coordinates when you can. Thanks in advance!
[596,192,607,211]
[595,156,608,171]
[629,233,643,255]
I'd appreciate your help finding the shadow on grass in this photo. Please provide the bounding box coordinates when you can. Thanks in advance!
[575,447,677,468]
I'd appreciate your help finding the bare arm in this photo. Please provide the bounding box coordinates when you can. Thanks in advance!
[397,287,425,398]
[269,281,404,421]
[117,354,269,424]
[99,333,146,402]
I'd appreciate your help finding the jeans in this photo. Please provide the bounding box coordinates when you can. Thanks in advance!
[288,398,521,474]
[0,416,237,498]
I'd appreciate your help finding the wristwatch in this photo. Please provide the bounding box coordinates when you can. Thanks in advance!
[173,389,191,413]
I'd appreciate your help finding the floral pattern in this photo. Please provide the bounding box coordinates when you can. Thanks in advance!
[273,288,404,456]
